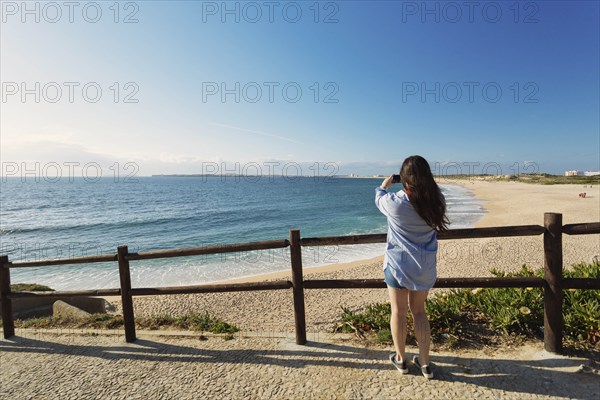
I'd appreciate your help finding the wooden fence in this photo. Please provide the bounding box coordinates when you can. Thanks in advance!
[1,212,599,354]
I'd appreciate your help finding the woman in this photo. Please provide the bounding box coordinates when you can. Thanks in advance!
[375,155,449,379]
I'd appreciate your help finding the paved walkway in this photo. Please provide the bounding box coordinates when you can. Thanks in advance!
[1,330,598,399]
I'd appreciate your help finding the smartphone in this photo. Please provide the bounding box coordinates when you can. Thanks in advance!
[392,174,401,184]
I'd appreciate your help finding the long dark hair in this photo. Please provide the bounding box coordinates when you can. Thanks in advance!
[400,155,449,232]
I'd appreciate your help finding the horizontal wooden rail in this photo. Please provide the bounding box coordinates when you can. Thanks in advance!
[7,254,117,269]
[562,278,600,289]
[303,277,545,289]
[4,240,292,268]
[301,225,545,246]
[435,277,545,288]
[301,234,386,247]
[562,222,600,235]
[6,288,121,299]
[304,279,385,289]
[130,280,292,296]
[126,239,290,261]
[437,225,545,240]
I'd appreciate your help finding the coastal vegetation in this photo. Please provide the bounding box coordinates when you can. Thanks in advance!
[136,312,239,334]
[438,173,599,185]
[13,310,239,336]
[10,283,54,292]
[336,261,600,352]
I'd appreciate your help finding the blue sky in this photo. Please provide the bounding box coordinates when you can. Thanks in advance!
[1,0,599,176]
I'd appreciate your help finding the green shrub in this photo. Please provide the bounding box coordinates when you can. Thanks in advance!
[17,313,122,329]
[209,320,239,334]
[88,314,124,329]
[136,314,175,330]
[136,312,239,334]
[337,261,600,350]
[340,303,392,333]
[562,261,600,347]
[11,283,54,292]
[376,328,393,344]
[426,289,471,340]
[16,311,238,334]
[472,265,545,336]
[18,316,58,328]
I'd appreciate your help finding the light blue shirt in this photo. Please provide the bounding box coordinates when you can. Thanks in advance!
[375,186,438,291]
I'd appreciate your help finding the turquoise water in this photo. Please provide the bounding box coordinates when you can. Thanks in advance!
[0,177,485,289]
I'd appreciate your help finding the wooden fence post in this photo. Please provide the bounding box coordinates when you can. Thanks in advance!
[290,229,307,345]
[0,255,15,339]
[117,246,136,342]
[543,213,563,353]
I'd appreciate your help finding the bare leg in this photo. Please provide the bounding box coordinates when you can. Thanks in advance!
[409,290,431,366]
[387,286,409,362]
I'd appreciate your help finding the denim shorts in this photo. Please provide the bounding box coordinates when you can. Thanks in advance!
[384,267,406,290]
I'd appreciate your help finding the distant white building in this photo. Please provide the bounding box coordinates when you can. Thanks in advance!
[564,170,584,176]
[565,170,600,176]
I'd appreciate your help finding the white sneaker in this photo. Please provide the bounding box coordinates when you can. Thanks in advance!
[413,356,434,379]
[389,353,409,374]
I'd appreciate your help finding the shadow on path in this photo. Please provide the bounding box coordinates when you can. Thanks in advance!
[1,335,597,399]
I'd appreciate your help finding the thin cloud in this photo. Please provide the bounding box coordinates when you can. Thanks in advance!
[210,123,301,144]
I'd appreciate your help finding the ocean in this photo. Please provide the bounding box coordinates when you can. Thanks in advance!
[0,176,485,290]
